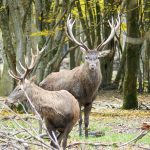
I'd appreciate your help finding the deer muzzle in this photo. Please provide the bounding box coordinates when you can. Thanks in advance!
[89,63,97,71]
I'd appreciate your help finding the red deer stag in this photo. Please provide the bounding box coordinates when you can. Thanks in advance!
[6,48,80,150]
[39,14,120,137]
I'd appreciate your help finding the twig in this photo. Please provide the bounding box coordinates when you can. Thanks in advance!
[3,104,39,135]
[119,130,150,147]
[0,132,48,149]
[139,102,150,110]
[1,103,56,149]
[9,115,51,149]
[67,142,117,148]
[136,144,150,150]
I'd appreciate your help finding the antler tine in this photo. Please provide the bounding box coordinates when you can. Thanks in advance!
[28,54,36,70]
[36,45,39,56]
[80,37,90,51]
[19,61,27,72]
[39,45,47,54]
[8,69,21,81]
[97,14,120,51]
[16,66,22,76]
[96,39,106,51]
[27,44,46,71]
[24,55,29,68]
[9,45,46,81]
[67,15,79,44]
[66,14,89,51]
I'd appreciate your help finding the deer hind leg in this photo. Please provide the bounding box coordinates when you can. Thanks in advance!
[84,103,92,137]
[79,105,82,136]
[61,123,74,150]
[45,119,58,149]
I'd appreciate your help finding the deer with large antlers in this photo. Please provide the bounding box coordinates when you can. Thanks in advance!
[6,47,80,150]
[39,15,120,137]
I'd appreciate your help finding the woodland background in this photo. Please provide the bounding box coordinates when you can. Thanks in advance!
[0,0,150,108]
[0,0,150,149]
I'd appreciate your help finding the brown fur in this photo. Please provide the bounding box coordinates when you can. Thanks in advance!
[7,79,79,149]
[39,51,102,137]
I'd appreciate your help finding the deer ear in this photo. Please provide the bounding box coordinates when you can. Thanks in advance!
[98,50,110,58]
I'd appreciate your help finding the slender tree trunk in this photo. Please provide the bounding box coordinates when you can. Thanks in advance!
[8,0,26,72]
[113,49,126,88]
[70,43,76,69]
[0,4,16,73]
[0,2,16,95]
[123,0,141,109]
[100,0,116,88]
[69,23,76,69]
[143,0,150,92]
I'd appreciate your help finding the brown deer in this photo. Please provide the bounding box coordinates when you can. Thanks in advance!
[6,48,80,150]
[39,15,120,137]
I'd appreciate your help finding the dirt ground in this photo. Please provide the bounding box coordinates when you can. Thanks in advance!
[71,91,150,150]
[68,90,150,150]
[0,90,150,150]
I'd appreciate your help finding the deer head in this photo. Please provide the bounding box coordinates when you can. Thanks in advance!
[6,45,46,104]
[66,14,120,71]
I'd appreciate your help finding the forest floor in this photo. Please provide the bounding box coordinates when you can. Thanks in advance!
[0,90,150,150]
[68,90,150,150]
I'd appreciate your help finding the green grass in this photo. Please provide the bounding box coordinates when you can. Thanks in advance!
[1,105,150,149]
[68,117,150,150]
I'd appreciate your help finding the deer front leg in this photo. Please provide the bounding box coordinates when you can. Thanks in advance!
[84,103,92,137]
[79,105,82,136]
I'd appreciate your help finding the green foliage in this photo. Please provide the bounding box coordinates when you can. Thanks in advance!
[72,0,104,18]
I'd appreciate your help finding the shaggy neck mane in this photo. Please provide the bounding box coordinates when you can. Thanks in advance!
[80,63,101,96]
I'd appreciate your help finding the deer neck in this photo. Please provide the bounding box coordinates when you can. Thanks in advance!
[80,62,102,98]
[23,82,41,109]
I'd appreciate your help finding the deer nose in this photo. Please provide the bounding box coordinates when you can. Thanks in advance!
[89,64,96,71]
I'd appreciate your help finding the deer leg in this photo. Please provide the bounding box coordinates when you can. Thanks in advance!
[79,105,82,136]
[57,132,67,149]
[50,131,59,149]
[84,103,92,137]
[45,119,58,149]
[62,124,73,150]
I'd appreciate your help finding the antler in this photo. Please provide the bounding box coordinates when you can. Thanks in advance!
[8,45,46,81]
[66,14,90,52]
[97,14,120,51]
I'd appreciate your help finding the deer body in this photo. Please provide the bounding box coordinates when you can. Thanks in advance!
[7,79,79,149]
[40,51,102,137]
[40,62,101,105]
[6,46,80,150]
[40,14,120,137]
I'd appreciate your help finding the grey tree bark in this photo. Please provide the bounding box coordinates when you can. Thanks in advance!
[123,0,141,109]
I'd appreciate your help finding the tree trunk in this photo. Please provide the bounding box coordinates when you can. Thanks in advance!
[123,0,141,109]
[0,62,14,96]
[70,42,76,69]
[113,49,126,89]
[0,2,16,94]
[143,0,150,92]
[100,0,116,88]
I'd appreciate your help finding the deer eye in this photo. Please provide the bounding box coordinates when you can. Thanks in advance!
[18,88,21,91]
[98,55,100,59]
[85,56,89,59]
